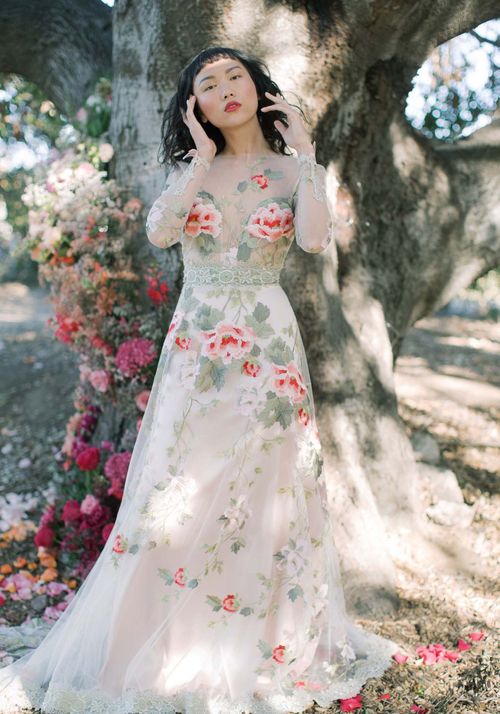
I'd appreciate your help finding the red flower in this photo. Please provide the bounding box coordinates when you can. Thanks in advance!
[76,446,100,471]
[34,525,55,548]
[61,499,81,523]
[147,280,169,305]
[410,706,429,714]
[297,407,309,425]
[378,693,391,700]
[0,593,6,606]
[115,338,157,377]
[250,174,269,189]
[175,336,192,350]
[457,639,472,651]
[174,567,186,587]
[272,644,286,663]
[222,594,239,612]
[242,360,261,377]
[339,694,363,712]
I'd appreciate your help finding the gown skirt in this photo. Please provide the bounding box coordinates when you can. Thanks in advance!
[0,272,397,713]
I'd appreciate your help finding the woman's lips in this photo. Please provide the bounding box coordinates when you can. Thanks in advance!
[225,102,241,112]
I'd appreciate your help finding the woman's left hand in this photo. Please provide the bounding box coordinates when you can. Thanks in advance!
[260,91,315,154]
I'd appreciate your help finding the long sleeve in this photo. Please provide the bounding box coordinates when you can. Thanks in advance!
[145,153,212,249]
[291,152,335,254]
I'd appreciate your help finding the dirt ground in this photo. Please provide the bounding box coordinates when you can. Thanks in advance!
[0,281,498,713]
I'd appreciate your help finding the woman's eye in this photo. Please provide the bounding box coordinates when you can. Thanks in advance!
[230,74,241,80]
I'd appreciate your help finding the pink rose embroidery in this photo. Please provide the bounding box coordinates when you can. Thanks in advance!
[222,594,239,612]
[199,322,255,365]
[175,336,192,350]
[112,534,125,554]
[242,360,261,377]
[174,567,186,587]
[185,197,222,238]
[250,174,269,189]
[272,644,286,663]
[165,309,185,349]
[246,202,294,242]
[272,362,307,404]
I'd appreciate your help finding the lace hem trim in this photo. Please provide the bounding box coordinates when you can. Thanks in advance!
[0,644,395,713]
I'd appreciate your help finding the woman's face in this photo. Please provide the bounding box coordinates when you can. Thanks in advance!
[192,57,259,129]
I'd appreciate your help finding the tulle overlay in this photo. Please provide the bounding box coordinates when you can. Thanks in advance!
[0,153,397,713]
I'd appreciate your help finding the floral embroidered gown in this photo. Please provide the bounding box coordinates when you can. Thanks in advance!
[0,149,397,713]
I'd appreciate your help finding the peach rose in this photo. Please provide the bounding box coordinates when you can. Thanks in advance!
[246,202,294,242]
[297,407,309,425]
[175,336,192,350]
[272,362,307,404]
[242,360,261,377]
[165,310,185,350]
[199,322,255,365]
[185,197,222,238]
[135,389,150,412]
[89,369,113,393]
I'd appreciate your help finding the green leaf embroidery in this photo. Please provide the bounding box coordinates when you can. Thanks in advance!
[258,639,273,659]
[158,568,174,585]
[253,302,271,322]
[194,356,227,392]
[287,584,304,602]
[187,579,199,588]
[192,304,225,331]
[236,242,252,262]
[239,607,254,616]
[206,595,222,611]
[128,544,140,555]
[264,337,294,365]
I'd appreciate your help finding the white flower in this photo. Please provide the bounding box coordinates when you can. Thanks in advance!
[275,537,308,577]
[178,356,200,389]
[311,583,329,617]
[236,387,259,416]
[143,474,197,536]
[222,495,251,530]
[336,635,356,661]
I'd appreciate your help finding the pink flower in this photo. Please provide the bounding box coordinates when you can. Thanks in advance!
[272,645,286,663]
[104,451,132,480]
[45,582,68,596]
[444,650,460,662]
[222,594,239,612]
[297,407,309,425]
[175,336,192,350]
[378,693,391,700]
[112,534,126,553]
[61,499,81,523]
[272,361,307,404]
[242,360,261,377]
[174,567,186,587]
[89,369,113,393]
[416,643,449,664]
[199,322,255,365]
[185,197,222,238]
[339,694,363,712]
[457,639,472,651]
[165,310,185,349]
[246,202,294,242]
[392,652,409,664]
[410,706,429,714]
[80,494,100,515]
[75,446,100,471]
[469,631,485,641]
[115,338,157,377]
[250,174,269,189]
[135,389,150,412]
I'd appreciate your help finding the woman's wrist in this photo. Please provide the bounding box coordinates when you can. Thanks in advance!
[295,140,315,156]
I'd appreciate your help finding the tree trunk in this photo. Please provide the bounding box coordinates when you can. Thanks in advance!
[4,0,500,614]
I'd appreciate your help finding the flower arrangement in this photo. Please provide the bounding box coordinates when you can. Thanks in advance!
[0,79,174,625]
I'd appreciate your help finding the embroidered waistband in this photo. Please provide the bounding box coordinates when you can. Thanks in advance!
[182,264,282,286]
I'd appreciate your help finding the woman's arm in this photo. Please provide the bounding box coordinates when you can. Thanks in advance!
[291,149,334,254]
[145,153,212,249]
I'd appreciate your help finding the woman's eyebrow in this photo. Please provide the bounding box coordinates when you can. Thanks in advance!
[197,65,242,85]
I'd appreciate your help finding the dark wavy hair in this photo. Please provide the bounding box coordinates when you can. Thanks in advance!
[157,46,308,168]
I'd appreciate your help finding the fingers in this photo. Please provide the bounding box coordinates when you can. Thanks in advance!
[261,90,298,114]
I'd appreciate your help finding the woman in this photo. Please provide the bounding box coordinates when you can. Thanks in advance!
[0,46,397,713]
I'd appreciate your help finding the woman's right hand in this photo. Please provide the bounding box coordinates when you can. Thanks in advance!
[181,95,217,162]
